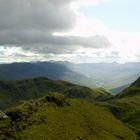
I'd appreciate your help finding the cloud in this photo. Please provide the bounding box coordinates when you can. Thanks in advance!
[0,29,110,54]
[0,0,76,32]
[1,0,138,63]
[0,0,110,56]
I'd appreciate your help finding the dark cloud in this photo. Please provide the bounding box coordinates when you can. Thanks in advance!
[0,29,110,54]
[0,0,110,55]
[0,0,76,31]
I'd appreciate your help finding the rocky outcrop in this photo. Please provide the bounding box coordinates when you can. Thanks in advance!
[0,110,8,119]
[46,93,70,106]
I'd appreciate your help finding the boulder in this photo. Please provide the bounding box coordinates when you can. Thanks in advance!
[0,110,8,119]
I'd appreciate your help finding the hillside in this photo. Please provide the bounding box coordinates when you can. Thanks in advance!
[117,77,140,97]
[0,77,111,110]
[0,76,140,139]
[0,93,137,140]
[105,77,140,133]
[64,87,112,101]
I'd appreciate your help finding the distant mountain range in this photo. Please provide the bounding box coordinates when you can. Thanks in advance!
[0,61,139,91]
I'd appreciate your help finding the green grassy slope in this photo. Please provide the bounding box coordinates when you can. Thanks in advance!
[117,77,140,98]
[0,77,111,110]
[64,87,112,101]
[0,77,75,109]
[0,93,137,140]
[105,77,140,132]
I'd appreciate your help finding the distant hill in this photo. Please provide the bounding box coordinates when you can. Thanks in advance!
[0,93,137,140]
[64,86,112,101]
[0,61,139,90]
[111,84,129,94]
[0,62,84,82]
[66,62,140,89]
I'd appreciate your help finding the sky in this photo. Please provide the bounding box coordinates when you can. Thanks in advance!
[0,0,140,63]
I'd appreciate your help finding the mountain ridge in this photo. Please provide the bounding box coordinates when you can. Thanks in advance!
[0,61,139,90]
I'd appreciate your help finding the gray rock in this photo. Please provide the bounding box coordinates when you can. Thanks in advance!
[0,110,8,119]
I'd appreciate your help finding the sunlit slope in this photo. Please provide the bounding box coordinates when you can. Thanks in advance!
[0,93,137,140]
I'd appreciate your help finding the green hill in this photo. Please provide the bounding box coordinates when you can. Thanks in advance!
[64,86,112,101]
[104,77,140,133]
[0,77,140,139]
[0,93,137,140]
[117,77,140,98]
[0,77,110,110]
[0,77,75,109]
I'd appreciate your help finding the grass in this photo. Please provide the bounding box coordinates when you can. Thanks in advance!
[0,77,111,110]
[0,93,138,140]
[106,95,140,131]
[0,77,140,139]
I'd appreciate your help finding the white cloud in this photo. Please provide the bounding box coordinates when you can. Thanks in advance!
[56,11,140,63]
[0,0,139,63]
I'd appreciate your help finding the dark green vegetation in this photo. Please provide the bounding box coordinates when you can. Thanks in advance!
[105,77,140,134]
[117,77,140,98]
[0,76,140,140]
[0,77,111,110]
[0,93,138,140]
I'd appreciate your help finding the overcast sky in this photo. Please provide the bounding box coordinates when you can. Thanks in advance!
[0,0,140,63]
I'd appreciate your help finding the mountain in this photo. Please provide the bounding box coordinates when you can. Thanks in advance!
[0,77,111,110]
[0,61,139,90]
[111,84,129,94]
[0,62,83,81]
[67,62,140,89]
[0,93,137,140]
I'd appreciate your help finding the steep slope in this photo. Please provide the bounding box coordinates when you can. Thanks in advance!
[0,77,110,110]
[117,77,140,97]
[105,77,140,133]
[0,93,137,140]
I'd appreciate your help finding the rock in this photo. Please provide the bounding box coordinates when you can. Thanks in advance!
[77,136,83,139]
[6,111,23,121]
[137,132,140,137]
[46,93,70,107]
[0,110,8,119]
